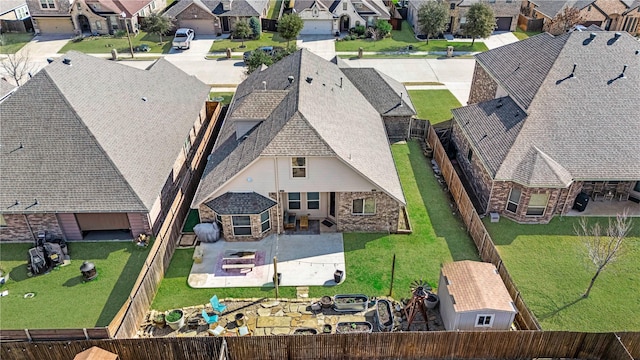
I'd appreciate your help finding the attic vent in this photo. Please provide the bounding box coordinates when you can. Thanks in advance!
[62,58,71,65]
[514,110,520,117]
[287,76,294,84]
[305,77,313,84]
[142,97,147,102]
[47,58,54,64]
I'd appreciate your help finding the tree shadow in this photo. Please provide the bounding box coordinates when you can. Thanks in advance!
[63,275,83,287]
[537,296,585,321]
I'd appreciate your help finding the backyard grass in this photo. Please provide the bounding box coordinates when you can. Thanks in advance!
[485,216,640,332]
[267,0,283,19]
[210,32,288,52]
[513,28,542,40]
[335,21,488,53]
[408,90,461,124]
[182,209,201,233]
[0,241,150,329]
[209,91,235,104]
[151,141,479,311]
[58,31,172,54]
[0,33,34,54]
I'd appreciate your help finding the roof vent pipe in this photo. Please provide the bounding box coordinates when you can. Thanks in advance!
[62,58,71,65]
[399,92,403,107]
[46,58,54,64]
[340,77,343,88]
[614,32,622,38]
[571,63,577,78]
[306,77,313,84]
[287,76,294,84]
[262,81,267,90]
[590,32,596,39]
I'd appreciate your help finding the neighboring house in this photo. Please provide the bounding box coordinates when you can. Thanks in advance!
[164,0,270,35]
[292,0,391,35]
[451,31,640,224]
[191,49,413,241]
[407,0,520,36]
[0,51,213,242]
[25,0,165,35]
[438,261,517,331]
[0,79,17,103]
[521,0,640,35]
[0,0,32,31]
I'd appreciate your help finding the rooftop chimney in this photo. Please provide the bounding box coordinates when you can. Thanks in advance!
[62,58,71,65]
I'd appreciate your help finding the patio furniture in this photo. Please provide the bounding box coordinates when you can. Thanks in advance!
[192,245,204,264]
[300,215,309,230]
[603,191,614,201]
[209,295,227,313]
[221,250,256,272]
[202,309,218,325]
[208,325,226,336]
[284,212,296,229]
[617,191,629,201]
[237,325,251,336]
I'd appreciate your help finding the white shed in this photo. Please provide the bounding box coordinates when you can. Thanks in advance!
[438,261,517,331]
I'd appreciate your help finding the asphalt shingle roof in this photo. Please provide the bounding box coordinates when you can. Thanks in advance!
[192,49,406,207]
[442,261,516,313]
[0,52,211,213]
[165,0,267,17]
[341,68,416,117]
[204,192,277,214]
[529,0,595,18]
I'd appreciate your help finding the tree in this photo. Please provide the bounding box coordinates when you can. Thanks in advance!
[249,16,262,40]
[465,3,495,45]
[245,50,274,74]
[233,20,252,47]
[142,13,173,43]
[375,19,392,38]
[0,48,35,86]
[544,6,583,35]
[575,211,633,298]
[417,0,449,44]
[278,13,304,47]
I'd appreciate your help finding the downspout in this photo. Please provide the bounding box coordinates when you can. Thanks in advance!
[484,181,496,215]
[560,180,576,218]
[274,157,281,234]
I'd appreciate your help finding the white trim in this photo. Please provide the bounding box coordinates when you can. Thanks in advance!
[506,188,521,214]
[291,157,307,179]
[525,192,549,216]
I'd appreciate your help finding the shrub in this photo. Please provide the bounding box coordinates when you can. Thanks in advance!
[165,310,183,322]
[114,30,127,38]
[354,25,366,36]
[249,16,261,39]
[375,19,392,37]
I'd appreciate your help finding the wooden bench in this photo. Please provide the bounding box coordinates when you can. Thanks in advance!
[222,263,255,270]
[300,215,309,230]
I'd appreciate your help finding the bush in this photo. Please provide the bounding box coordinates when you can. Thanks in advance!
[354,25,366,36]
[114,30,127,38]
[249,16,261,39]
[375,19,392,38]
[165,310,183,322]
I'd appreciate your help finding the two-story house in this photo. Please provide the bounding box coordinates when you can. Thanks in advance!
[164,0,270,35]
[290,0,391,35]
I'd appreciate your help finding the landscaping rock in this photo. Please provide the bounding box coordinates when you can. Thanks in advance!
[271,327,290,335]
[261,300,280,308]
[257,308,271,316]
[257,316,291,328]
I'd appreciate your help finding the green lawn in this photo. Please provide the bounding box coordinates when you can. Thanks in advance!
[335,21,488,53]
[267,0,283,19]
[182,209,201,233]
[485,216,640,332]
[513,28,542,40]
[209,91,235,104]
[0,33,34,54]
[0,241,150,329]
[58,31,172,54]
[151,141,479,311]
[210,32,288,52]
[408,90,461,124]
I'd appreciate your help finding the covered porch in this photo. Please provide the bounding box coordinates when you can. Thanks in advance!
[566,198,640,217]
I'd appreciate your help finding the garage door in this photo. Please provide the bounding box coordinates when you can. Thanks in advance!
[35,17,74,34]
[76,213,130,231]
[300,20,333,35]
[495,17,513,31]
[179,19,216,35]
[582,21,602,27]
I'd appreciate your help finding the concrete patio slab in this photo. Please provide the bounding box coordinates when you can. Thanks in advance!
[188,233,345,288]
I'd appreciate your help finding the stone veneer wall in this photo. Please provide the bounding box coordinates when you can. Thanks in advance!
[0,213,63,242]
[336,191,400,233]
[198,201,278,242]
[467,63,498,105]
[488,182,571,224]
[383,116,411,141]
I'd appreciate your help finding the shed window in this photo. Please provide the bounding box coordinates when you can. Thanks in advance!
[260,210,270,232]
[475,314,494,327]
[506,188,521,213]
[232,216,251,236]
[526,193,548,216]
[353,198,375,215]
[288,192,301,210]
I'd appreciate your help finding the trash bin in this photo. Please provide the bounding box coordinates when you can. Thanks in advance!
[334,270,344,283]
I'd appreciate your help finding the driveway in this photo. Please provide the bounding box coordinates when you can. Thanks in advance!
[483,31,519,50]
[297,35,336,60]
[0,34,72,83]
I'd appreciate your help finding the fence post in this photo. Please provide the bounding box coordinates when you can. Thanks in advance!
[480,232,487,254]
[467,210,474,233]
[24,329,31,342]
[83,328,89,340]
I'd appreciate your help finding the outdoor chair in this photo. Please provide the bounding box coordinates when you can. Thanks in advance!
[202,309,218,324]
[210,295,227,313]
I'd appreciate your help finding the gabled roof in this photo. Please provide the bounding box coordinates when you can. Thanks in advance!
[341,68,416,117]
[85,0,155,16]
[456,31,640,186]
[442,261,516,313]
[0,0,26,15]
[293,0,390,17]
[164,0,268,17]
[192,49,406,207]
[0,52,210,213]
[164,0,213,17]
[529,0,595,19]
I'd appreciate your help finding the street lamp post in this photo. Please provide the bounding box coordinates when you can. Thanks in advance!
[120,12,134,58]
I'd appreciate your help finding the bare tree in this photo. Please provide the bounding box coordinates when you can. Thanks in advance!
[575,211,633,298]
[544,6,583,35]
[0,50,36,86]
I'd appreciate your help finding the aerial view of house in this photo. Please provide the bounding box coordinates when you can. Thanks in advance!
[291,0,391,35]
[0,51,211,241]
[164,0,270,35]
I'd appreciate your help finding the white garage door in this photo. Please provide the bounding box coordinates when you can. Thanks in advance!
[35,18,74,34]
[300,20,333,35]
[179,19,216,35]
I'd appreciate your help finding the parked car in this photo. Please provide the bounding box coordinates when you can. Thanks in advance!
[173,28,195,50]
[243,46,275,62]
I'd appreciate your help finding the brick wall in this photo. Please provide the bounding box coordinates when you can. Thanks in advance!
[488,182,568,223]
[468,63,498,105]
[0,213,63,242]
[26,0,71,17]
[383,116,411,141]
[200,202,278,242]
[336,191,400,233]
[458,1,521,33]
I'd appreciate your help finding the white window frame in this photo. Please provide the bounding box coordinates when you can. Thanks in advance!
[291,157,307,178]
[215,213,223,229]
[95,20,102,30]
[40,0,56,9]
[260,210,270,233]
[526,193,549,216]
[506,188,521,213]
[232,215,251,236]
[352,198,375,215]
[475,314,494,327]
[307,192,320,210]
[288,192,301,210]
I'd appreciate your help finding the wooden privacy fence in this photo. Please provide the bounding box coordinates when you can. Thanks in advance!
[1,331,639,360]
[422,125,541,331]
[107,102,223,339]
[0,328,110,342]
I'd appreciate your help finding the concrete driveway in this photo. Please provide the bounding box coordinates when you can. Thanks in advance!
[0,34,72,82]
[297,35,336,60]
[483,31,519,49]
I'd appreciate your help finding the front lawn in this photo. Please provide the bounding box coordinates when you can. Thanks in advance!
[513,28,542,40]
[335,21,488,53]
[0,241,150,329]
[485,216,640,332]
[58,31,172,54]
[151,141,479,311]
[209,32,288,52]
[0,33,34,54]
[408,90,461,125]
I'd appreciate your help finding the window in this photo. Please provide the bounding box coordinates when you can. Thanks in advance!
[506,188,521,213]
[291,157,306,178]
[40,0,56,9]
[307,192,320,209]
[151,1,156,10]
[588,5,592,11]
[467,148,473,162]
[353,198,375,215]
[77,2,81,10]
[96,21,102,30]
[215,213,223,229]
[526,193,548,216]
[232,216,251,236]
[634,181,640,192]
[450,3,455,10]
[475,314,494,327]
[288,193,301,210]
[0,215,7,228]
[489,0,496,3]
[506,0,512,3]
[260,210,270,232]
